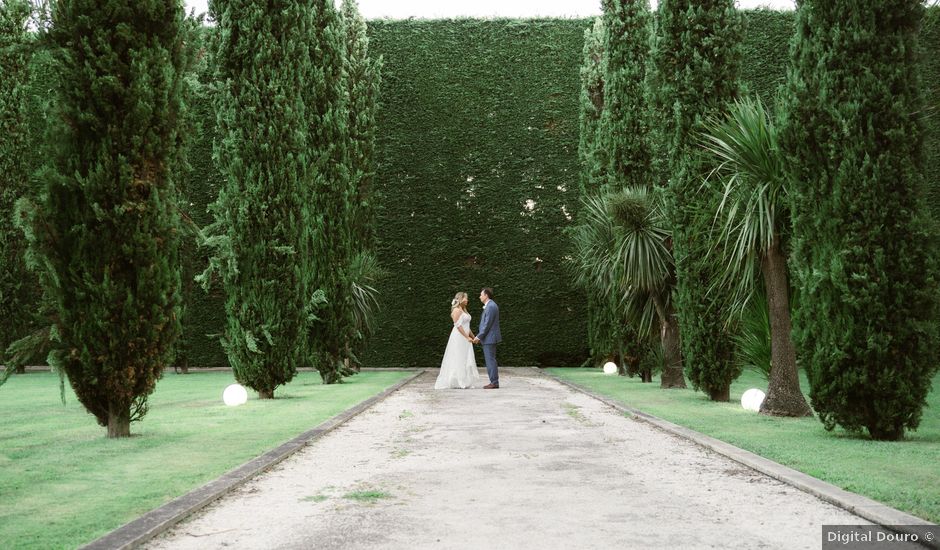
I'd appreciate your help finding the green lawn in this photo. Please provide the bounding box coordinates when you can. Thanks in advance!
[0,370,412,549]
[547,368,940,524]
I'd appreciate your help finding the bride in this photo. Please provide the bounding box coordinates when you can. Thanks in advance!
[434,292,481,389]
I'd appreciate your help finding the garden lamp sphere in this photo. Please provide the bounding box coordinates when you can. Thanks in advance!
[741,388,765,412]
[223,384,248,406]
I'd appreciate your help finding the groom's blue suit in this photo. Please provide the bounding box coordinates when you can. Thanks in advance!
[477,300,502,385]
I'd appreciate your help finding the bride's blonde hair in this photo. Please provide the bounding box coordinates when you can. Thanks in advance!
[450,292,468,311]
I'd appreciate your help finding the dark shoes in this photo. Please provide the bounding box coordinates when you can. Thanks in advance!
[483,383,499,389]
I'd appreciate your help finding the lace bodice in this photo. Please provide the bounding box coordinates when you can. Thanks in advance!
[453,311,471,330]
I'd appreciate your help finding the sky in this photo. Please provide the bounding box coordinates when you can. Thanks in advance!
[184,0,795,20]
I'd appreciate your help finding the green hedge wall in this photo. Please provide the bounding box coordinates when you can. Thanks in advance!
[178,83,228,369]
[14,10,940,368]
[363,19,590,367]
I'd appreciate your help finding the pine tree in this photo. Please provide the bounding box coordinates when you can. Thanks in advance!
[205,0,314,398]
[0,0,32,374]
[305,0,355,384]
[780,0,939,439]
[17,0,185,437]
[650,0,743,395]
[341,0,383,371]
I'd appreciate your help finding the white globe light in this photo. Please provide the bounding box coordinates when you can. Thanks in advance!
[741,388,766,412]
[223,384,248,406]
[602,362,618,375]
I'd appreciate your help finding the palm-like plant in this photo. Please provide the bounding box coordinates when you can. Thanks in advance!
[345,250,384,371]
[700,97,811,416]
[570,187,684,388]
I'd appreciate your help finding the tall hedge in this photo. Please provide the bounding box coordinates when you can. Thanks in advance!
[0,0,33,368]
[179,33,227,370]
[364,19,590,367]
[175,22,216,374]
[780,0,939,440]
[18,0,185,436]
[205,0,314,397]
[650,0,742,395]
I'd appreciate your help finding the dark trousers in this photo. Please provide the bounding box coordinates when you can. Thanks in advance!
[483,344,499,385]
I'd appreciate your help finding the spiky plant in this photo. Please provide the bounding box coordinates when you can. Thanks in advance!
[570,188,682,386]
[700,97,810,416]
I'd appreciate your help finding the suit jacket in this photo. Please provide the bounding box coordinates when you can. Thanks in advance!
[477,300,502,345]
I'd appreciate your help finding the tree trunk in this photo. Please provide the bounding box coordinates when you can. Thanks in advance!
[321,371,342,385]
[320,354,347,385]
[641,369,653,383]
[258,389,274,399]
[107,403,131,438]
[709,385,730,401]
[14,365,25,374]
[759,240,812,417]
[344,341,359,373]
[617,342,627,376]
[654,295,686,389]
[868,425,903,441]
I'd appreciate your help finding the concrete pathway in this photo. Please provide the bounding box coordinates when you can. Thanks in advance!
[146,369,885,550]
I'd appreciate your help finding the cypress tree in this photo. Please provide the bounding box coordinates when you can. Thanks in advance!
[341,0,383,371]
[780,0,939,439]
[0,0,32,373]
[577,18,619,370]
[305,0,355,384]
[17,0,185,436]
[599,0,653,193]
[206,0,313,397]
[342,0,382,252]
[579,18,607,198]
[598,0,657,380]
[650,0,743,394]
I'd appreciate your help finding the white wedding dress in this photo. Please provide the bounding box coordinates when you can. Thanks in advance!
[434,310,481,389]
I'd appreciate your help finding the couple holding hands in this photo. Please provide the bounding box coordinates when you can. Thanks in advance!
[434,287,502,390]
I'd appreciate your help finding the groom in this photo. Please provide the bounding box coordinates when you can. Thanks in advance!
[472,287,501,389]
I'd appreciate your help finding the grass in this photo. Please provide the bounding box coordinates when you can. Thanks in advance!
[0,369,412,549]
[548,368,940,523]
[343,490,392,502]
[562,402,589,424]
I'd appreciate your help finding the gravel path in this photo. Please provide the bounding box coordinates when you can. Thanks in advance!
[146,368,884,550]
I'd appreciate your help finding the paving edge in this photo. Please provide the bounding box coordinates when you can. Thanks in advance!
[534,368,939,549]
[80,369,428,550]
